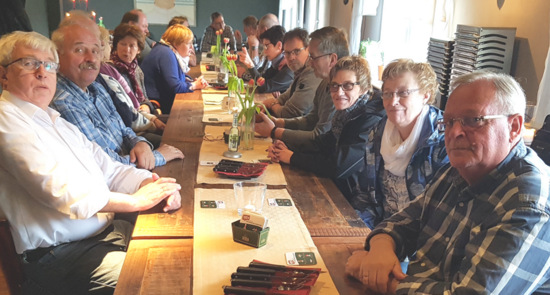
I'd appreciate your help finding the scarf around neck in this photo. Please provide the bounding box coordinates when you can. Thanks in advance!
[110,52,146,103]
[331,92,371,141]
[380,104,429,177]
[159,39,190,74]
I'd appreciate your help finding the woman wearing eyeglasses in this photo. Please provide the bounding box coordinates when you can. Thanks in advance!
[355,59,448,229]
[268,56,385,197]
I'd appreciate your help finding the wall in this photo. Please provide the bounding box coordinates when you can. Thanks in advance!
[452,0,550,103]
[329,0,549,103]
[23,0,548,103]
[25,0,278,42]
[329,0,354,37]
[25,0,49,36]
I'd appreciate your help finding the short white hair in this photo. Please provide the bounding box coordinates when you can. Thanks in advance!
[451,71,526,117]
[0,31,58,66]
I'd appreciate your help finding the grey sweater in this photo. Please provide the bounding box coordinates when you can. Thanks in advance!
[276,66,322,118]
[281,79,335,151]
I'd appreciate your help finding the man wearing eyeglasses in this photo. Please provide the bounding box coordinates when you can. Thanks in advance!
[239,25,293,94]
[255,26,348,150]
[200,12,237,53]
[261,28,322,118]
[346,71,550,294]
[0,31,181,294]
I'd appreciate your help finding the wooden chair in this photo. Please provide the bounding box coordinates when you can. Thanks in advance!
[0,218,24,295]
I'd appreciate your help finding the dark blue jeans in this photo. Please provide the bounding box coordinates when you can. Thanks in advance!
[21,220,133,295]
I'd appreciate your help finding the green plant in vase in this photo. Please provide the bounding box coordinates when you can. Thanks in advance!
[210,29,224,72]
[220,38,242,110]
[220,43,242,92]
[236,77,268,150]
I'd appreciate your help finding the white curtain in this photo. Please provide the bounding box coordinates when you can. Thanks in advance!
[348,0,453,62]
[349,0,365,55]
[431,0,454,40]
[349,0,380,55]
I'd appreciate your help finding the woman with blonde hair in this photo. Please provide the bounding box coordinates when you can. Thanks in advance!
[141,24,207,114]
[355,59,448,229]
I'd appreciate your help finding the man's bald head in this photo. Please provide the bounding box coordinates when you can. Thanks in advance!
[258,13,279,36]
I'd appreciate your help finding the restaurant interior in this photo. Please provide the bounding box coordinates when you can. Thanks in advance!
[1,0,550,294]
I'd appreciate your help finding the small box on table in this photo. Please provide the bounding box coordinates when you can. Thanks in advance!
[231,220,270,248]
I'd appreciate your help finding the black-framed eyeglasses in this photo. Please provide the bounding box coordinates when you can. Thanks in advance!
[309,53,331,61]
[381,89,419,100]
[284,47,305,57]
[329,82,360,92]
[436,114,510,132]
[3,57,59,73]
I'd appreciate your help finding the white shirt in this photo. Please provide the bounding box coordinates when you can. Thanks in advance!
[0,91,152,253]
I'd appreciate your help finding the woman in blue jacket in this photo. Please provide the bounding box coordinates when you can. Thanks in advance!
[354,59,448,229]
[141,24,207,114]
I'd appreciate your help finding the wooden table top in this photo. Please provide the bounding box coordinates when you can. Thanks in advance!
[118,89,370,294]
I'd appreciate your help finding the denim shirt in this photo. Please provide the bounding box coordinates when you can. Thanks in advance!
[52,75,165,167]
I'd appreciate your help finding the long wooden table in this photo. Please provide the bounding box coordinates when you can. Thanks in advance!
[115,89,370,294]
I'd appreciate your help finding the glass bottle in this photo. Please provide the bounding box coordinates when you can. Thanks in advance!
[98,17,105,28]
[228,111,240,152]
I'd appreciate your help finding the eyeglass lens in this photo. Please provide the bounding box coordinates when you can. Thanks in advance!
[8,57,58,73]
[437,116,505,132]
[329,82,358,92]
[382,89,419,99]
[309,53,330,60]
[284,47,304,57]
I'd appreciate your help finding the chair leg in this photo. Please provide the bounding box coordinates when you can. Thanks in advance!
[0,220,24,295]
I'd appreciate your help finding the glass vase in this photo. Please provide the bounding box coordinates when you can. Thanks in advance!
[226,90,240,113]
[240,113,255,150]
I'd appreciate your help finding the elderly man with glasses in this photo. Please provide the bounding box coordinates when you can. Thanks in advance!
[255,26,349,151]
[346,71,550,294]
[261,28,322,118]
[0,31,181,294]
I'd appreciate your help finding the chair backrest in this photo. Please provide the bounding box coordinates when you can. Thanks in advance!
[0,218,24,295]
[531,115,550,165]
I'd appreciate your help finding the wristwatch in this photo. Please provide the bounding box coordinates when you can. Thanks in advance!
[270,127,278,139]
[250,46,258,51]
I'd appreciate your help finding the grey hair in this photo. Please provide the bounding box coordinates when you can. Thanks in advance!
[0,31,59,66]
[309,26,349,60]
[450,71,526,116]
[258,13,279,32]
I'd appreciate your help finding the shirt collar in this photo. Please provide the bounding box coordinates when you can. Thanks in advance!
[452,140,527,197]
[1,90,61,123]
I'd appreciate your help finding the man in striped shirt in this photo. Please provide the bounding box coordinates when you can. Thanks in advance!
[346,71,550,294]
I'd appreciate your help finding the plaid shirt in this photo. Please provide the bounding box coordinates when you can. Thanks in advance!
[368,141,550,294]
[52,75,165,166]
[200,25,237,52]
